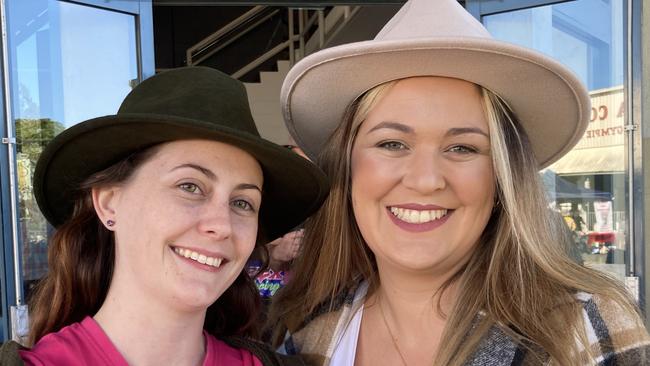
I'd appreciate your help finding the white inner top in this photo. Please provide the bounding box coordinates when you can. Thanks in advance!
[330,304,364,366]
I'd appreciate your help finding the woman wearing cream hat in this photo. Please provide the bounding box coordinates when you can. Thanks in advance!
[268,0,650,365]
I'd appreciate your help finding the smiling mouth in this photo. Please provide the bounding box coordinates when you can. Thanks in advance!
[389,207,449,224]
[173,247,224,268]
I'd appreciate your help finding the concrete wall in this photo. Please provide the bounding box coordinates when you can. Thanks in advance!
[245,60,292,145]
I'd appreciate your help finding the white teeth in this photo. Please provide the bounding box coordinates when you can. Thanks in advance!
[420,210,431,222]
[173,247,223,268]
[389,207,448,224]
[409,210,419,222]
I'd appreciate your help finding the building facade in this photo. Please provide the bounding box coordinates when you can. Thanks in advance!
[0,0,647,341]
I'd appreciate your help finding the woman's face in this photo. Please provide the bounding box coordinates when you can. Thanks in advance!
[96,139,263,311]
[350,77,495,277]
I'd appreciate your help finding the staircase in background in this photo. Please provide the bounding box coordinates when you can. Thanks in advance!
[162,4,400,145]
[243,60,292,145]
[183,5,361,145]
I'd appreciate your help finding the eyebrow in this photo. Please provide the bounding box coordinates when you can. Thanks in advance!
[171,164,262,192]
[445,127,489,138]
[367,122,489,138]
[172,163,217,180]
[367,121,414,134]
[236,183,262,193]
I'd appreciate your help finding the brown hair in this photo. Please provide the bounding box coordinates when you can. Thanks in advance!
[269,80,641,364]
[28,145,263,345]
[268,82,395,340]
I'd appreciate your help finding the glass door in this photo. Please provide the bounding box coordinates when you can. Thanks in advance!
[469,0,633,294]
[0,0,153,341]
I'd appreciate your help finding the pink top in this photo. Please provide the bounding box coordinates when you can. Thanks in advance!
[19,316,263,366]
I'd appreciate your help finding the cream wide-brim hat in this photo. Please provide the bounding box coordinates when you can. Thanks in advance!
[281,0,590,168]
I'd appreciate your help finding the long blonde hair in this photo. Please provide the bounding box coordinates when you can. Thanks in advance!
[269,79,639,365]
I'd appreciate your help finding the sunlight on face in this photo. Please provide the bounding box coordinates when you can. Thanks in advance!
[351,77,495,278]
[101,139,263,312]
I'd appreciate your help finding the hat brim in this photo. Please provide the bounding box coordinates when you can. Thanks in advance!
[282,37,590,168]
[33,113,329,240]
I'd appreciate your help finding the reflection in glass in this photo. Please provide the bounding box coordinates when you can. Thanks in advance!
[7,0,138,300]
[484,0,626,281]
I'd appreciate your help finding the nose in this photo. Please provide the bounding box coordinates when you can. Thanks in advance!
[197,203,232,241]
[401,150,446,194]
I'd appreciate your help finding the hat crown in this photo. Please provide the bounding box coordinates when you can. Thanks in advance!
[118,67,261,137]
[376,0,491,41]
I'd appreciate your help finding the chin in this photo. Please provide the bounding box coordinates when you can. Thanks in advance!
[174,287,225,311]
[391,255,448,272]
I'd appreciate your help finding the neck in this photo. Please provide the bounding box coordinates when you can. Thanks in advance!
[374,260,460,319]
[94,282,207,366]
[365,261,461,363]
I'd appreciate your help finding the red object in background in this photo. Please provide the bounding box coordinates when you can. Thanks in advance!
[588,232,615,244]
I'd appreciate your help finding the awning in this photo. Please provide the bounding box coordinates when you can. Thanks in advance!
[540,170,612,202]
[547,145,624,175]
[553,175,611,200]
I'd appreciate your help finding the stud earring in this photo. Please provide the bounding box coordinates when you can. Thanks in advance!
[106,219,115,227]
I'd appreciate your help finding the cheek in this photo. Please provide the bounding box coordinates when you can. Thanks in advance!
[350,153,374,219]
[232,219,258,256]
[351,153,392,246]
[351,150,401,206]
[114,198,152,242]
[453,161,495,204]
[115,191,187,252]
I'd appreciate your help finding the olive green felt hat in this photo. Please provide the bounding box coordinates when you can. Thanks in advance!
[34,66,329,239]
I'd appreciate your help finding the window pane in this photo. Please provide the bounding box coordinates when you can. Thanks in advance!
[484,0,626,281]
[7,0,138,300]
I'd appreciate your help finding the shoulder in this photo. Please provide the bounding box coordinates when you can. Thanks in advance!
[219,335,306,366]
[575,292,650,364]
[17,317,127,366]
[17,321,87,365]
[297,278,367,336]
[0,341,25,366]
[4,324,88,366]
[281,280,368,365]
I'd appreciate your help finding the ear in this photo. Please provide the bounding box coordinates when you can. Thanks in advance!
[92,186,121,231]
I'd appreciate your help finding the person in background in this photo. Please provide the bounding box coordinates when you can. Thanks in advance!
[267,143,310,277]
[254,229,304,299]
[0,66,328,366]
[267,228,303,273]
[268,0,650,365]
[252,142,310,300]
[247,142,310,345]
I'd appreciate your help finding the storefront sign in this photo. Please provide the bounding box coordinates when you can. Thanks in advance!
[575,86,624,150]
[548,86,625,174]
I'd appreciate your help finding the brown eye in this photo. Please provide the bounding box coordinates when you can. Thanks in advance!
[178,183,200,194]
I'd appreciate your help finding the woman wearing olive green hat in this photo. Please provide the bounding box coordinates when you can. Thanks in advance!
[0,66,327,365]
[269,0,649,365]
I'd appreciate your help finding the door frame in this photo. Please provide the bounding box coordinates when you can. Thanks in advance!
[0,0,154,341]
[465,0,646,314]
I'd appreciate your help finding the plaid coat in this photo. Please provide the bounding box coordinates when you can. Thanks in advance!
[280,281,650,365]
